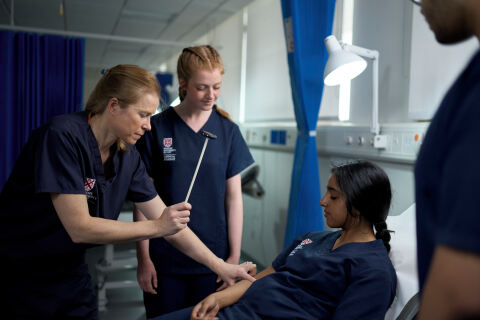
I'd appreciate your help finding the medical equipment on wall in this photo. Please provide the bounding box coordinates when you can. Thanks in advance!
[241,164,265,198]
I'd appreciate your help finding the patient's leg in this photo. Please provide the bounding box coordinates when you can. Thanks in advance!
[149,306,193,320]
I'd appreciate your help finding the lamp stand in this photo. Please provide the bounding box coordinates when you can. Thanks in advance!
[339,42,387,149]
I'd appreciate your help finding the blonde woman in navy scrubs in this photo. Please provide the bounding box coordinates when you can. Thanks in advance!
[0,65,255,320]
[135,46,254,318]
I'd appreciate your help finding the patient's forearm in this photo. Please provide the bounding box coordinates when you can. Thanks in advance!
[216,265,276,309]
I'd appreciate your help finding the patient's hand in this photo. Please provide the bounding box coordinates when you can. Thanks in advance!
[216,260,257,291]
[191,295,220,320]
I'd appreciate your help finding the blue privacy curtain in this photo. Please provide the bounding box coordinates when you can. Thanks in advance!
[281,0,336,247]
[0,31,85,190]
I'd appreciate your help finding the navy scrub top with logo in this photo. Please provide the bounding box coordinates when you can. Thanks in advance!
[136,106,254,274]
[0,111,157,264]
[220,231,397,320]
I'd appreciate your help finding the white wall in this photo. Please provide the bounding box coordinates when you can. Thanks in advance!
[349,0,412,124]
[408,6,478,119]
[243,148,293,266]
[83,67,103,107]
[350,0,478,124]
[243,0,293,122]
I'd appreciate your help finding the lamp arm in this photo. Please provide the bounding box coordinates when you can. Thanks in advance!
[341,42,379,60]
[341,42,380,135]
[372,55,379,136]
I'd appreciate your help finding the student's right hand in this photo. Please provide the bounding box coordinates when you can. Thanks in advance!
[157,202,191,236]
[137,257,157,294]
[191,295,220,320]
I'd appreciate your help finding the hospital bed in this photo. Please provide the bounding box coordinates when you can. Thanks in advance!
[385,203,419,320]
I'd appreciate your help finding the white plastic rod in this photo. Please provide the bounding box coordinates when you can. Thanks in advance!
[372,53,380,135]
[185,138,209,203]
[184,130,217,203]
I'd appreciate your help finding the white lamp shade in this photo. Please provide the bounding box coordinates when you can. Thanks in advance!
[323,35,367,86]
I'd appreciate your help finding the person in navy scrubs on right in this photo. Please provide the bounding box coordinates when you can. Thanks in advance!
[412,0,480,318]
[152,160,397,320]
[134,45,254,318]
[0,64,255,319]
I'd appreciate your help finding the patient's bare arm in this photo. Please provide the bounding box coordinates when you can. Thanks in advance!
[191,265,275,319]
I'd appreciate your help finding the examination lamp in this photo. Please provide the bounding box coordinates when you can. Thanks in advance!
[323,35,386,148]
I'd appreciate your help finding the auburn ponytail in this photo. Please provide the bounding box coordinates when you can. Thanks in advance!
[215,106,232,121]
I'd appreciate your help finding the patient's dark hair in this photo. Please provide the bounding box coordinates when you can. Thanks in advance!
[331,160,393,252]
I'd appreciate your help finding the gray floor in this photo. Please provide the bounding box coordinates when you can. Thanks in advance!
[86,243,147,320]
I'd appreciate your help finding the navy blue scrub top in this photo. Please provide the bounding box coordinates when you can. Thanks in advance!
[220,231,397,320]
[0,111,157,263]
[415,49,480,290]
[136,106,254,274]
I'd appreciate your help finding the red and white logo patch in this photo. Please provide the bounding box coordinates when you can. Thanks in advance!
[84,178,96,192]
[288,238,313,256]
[300,238,312,246]
[163,138,172,148]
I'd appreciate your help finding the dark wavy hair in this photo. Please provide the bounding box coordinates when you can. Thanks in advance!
[331,160,393,252]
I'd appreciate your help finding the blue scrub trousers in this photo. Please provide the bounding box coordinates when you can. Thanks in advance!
[143,273,218,319]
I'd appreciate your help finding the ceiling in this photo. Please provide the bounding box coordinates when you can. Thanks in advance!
[0,0,253,70]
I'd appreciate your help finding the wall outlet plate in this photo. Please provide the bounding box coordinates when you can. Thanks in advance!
[374,135,388,149]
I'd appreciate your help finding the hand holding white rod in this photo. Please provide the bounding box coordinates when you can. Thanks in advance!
[185,130,217,202]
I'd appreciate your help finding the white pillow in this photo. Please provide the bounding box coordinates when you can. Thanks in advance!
[384,203,419,320]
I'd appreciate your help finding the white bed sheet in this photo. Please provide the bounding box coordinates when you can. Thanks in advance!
[384,203,419,320]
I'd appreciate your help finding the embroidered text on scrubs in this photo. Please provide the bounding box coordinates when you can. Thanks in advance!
[163,137,176,161]
[84,178,97,201]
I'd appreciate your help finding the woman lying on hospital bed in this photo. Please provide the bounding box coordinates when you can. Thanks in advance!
[154,160,397,320]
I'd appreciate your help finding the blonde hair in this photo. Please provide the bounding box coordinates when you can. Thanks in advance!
[85,64,160,151]
[177,45,231,121]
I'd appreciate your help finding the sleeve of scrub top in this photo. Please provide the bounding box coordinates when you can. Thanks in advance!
[226,124,254,179]
[127,148,157,203]
[436,83,480,255]
[34,127,85,194]
[330,266,395,320]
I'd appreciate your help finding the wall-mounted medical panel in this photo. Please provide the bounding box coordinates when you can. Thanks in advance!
[241,122,429,163]
[316,122,429,164]
[240,122,298,152]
